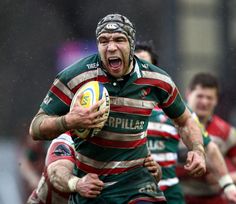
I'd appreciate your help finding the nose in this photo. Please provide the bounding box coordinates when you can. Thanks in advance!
[107,41,117,52]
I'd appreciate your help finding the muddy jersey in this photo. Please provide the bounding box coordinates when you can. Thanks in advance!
[40,54,186,203]
[27,133,75,204]
[147,107,211,191]
[178,115,236,196]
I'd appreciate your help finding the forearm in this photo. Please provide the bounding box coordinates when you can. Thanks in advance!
[174,108,203,151]
[47,159,76,193]
[206,142,236,193]
[29,108,69,140]
[206,142,228,179]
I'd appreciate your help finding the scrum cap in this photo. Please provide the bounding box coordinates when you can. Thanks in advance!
[96,14,136,62]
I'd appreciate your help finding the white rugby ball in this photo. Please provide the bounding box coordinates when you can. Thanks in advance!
[70,81,110,139]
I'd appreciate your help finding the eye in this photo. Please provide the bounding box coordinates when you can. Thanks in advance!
[98,38,108,44]
[116,37,126,42]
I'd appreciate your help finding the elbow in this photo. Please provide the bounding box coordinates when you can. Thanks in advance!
[29,124,38,140]
[29,118,42,140]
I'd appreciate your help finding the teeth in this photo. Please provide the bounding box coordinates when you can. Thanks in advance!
[108,57,119,60]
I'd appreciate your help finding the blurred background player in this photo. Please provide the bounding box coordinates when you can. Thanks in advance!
[135,43,236,204]
[177,73,236,204]
[135,41,159,66]
[18,136,50,201]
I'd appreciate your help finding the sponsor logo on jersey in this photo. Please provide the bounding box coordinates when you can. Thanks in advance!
[43,95,53,105]
[105,116,145,130]
[140,87,151,99]
[86,62,99,69]
[141,64,149,69]
[54,144,72,156]
[139,182,157,193]
[147,140,165,151]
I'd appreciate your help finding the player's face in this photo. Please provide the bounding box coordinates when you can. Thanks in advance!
[97,33,131,78]
[187,85,218,120]
[135,50,152,64]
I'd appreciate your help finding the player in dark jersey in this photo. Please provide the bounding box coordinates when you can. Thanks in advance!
[29,14,206,204]
[177,73,236,204]
[135,44,236,204]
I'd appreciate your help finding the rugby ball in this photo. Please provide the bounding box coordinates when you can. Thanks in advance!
[70,81,110,139]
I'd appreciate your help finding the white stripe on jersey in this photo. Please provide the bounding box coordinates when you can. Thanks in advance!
[152,152,177,162]
[148,122,178,135]
[50,133,74,146]
[158,177,179,187]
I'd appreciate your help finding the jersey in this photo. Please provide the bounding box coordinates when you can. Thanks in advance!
[207,115,236,156]
[147,107,211,191]
[178,114,236,198]
[27,133,75,204]
[40,54,187,203]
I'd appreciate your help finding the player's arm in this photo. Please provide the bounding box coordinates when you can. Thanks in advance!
[206,141,236,203]
[47,159,104,198]
[29,95,107,140]
[172,108,206,176]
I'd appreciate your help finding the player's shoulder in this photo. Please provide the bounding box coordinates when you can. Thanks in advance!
[51,133,74,146]
[208,115,232,138]
[135,56,169,77]
[57,53,100,81]
[211,115,231,128]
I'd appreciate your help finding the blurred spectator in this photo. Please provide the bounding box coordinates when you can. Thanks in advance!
[135,41,159,66]
[177,73,236,204]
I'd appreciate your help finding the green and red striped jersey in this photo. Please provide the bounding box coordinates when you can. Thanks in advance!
[40,54,187,182]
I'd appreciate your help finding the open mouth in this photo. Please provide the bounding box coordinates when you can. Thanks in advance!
[108,57,122,69]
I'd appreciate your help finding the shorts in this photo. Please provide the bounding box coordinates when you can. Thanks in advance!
[163,184,185,204]
[69,167,166,204]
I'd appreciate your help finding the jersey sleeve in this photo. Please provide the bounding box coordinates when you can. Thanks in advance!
[40,71,74,116]
[45,133,76,166]
[156,74,186,119]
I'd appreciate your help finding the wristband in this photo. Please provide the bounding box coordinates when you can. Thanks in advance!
[224,183,236,193]
[56,116,68,132]
[192,143,206,159]
[218,174,234,189]
[68,177,80,192]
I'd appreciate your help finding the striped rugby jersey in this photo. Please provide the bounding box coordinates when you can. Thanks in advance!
[40,54,186,182]
[147,107,211,191]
